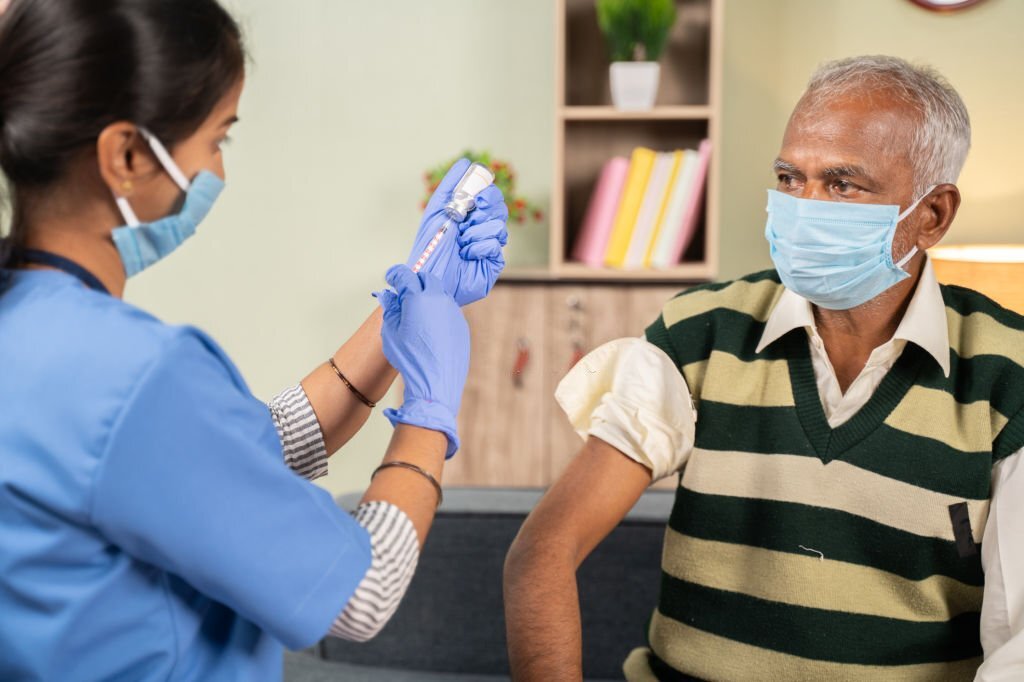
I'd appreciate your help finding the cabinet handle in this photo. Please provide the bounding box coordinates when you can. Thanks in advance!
[569,341,585,370]
[567,295,585,370]
[512,337,530,388]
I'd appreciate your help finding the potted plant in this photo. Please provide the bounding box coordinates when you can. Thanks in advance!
[596,0,678,111]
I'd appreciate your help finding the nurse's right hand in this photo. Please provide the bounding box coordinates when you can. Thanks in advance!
[378,265,469,458]
[407,158,509,308]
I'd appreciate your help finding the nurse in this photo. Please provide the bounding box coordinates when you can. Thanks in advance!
[0,1,508,680]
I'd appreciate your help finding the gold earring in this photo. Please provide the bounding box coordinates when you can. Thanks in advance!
[121,180,133,193]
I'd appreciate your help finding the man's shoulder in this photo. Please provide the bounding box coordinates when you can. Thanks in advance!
[942,283,1024,326]
[659,269,784,330]
[942,284,1024,374]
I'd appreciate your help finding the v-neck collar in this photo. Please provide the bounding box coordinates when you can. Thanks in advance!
[784,330,925,464]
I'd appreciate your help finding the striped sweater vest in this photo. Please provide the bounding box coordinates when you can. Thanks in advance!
[625,270,1024,682]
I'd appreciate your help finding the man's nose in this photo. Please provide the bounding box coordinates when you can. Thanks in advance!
[799,181,831,202]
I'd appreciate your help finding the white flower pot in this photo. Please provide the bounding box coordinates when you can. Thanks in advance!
[609,61,661,111]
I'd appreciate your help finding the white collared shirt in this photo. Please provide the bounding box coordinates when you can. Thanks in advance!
[555,257,1023,679]
[755,257,952,427]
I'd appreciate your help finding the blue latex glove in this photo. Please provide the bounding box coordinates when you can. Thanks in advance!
[407,158,510,307]
[377,265,470,458]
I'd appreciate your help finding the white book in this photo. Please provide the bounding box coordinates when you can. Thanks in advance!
[649,149,699,269]
[623,152,676,269]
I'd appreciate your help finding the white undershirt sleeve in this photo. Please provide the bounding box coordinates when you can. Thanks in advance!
[976,449,1024,681]
[554,337,697,481]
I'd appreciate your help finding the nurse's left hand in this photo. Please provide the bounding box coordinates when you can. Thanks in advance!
[407,158,510,307]
[377,265,470,458]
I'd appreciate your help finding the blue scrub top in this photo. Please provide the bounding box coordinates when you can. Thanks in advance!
[0,269,372,681]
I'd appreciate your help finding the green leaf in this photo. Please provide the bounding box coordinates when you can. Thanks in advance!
[595,0,677,62]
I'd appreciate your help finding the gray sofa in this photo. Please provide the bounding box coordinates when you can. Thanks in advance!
[284,488,674,681]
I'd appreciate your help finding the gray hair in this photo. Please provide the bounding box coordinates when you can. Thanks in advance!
[799,55,971,195]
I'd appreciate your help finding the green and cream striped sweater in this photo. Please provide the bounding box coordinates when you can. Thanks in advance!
[626,270,1024,681]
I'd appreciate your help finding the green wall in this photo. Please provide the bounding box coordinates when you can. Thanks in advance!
[124,0,1024,495]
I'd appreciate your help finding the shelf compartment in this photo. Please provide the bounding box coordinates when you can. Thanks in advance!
[560,118,711,270]
[563,0,712,108]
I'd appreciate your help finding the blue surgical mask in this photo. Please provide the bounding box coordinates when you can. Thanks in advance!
[764,187,934,310]
[111,128,225,277]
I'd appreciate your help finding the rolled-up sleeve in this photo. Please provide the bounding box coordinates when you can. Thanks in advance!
[554,337,696,481]
[268,384,329,481]
[89,329,372,650]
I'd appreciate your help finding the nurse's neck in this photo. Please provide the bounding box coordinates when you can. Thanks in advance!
[17,171,128,299]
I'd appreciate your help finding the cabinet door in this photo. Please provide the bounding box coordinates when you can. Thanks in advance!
[446,285,551,487]
[452,284,687,489]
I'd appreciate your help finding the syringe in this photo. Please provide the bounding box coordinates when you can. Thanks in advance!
[412,162,495,274]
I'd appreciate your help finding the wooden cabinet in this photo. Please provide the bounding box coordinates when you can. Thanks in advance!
[445,283,683,489]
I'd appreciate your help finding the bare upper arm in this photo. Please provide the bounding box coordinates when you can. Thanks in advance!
[511,436,654,568]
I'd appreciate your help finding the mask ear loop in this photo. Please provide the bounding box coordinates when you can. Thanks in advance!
[893,185,937,269]
[895,245,918,269]
[897,185,938,222]
[114,196,141,227]
[137,127,191,192]
[112,126,194,227]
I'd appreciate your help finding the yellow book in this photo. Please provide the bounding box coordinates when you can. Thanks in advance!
[603,147,657,268]
[643,150,684,267]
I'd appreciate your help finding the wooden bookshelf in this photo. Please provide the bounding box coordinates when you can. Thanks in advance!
[447,0,724,487]
[507,0,723,283]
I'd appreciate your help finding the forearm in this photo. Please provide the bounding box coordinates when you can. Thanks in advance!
[504,534,584,681]
[301,306,399,454]
[504,438,654,681]
[361,423,447,546]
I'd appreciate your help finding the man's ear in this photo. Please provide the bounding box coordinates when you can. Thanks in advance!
[96,123,158,199]
[915,183,960,251]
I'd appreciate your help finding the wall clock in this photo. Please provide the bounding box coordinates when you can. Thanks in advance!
[909,0,988,11]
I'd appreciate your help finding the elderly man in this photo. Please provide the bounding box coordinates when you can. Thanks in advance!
[504,55,1023,681]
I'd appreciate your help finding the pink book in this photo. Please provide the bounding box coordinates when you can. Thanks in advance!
[571,156,630,267]
[664,139,712,268]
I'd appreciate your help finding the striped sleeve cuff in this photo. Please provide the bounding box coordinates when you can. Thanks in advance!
[328,501,420,642]
[268,384,328,481]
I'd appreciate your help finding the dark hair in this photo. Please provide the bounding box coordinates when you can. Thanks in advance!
[0,0,246,277]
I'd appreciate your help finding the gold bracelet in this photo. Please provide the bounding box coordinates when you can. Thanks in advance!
[328,358,376,408]
[371,461,444,509]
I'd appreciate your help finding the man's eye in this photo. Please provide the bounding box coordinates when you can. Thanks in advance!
[833,180,856,193]
[778,174,796,187]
